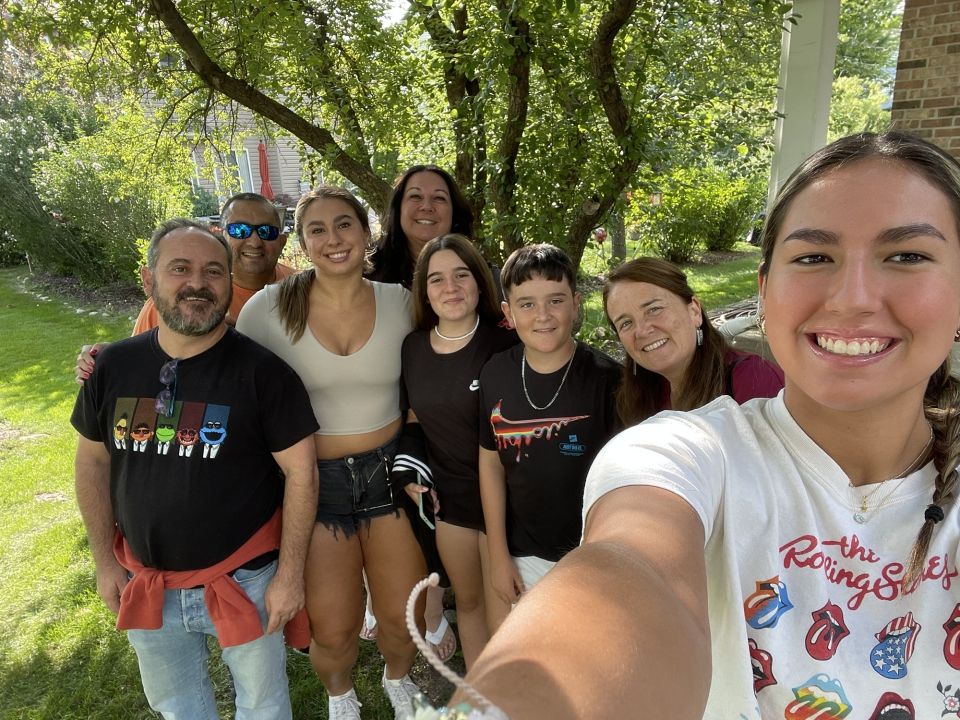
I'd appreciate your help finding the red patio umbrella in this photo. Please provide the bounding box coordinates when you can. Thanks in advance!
[257,140,274,200]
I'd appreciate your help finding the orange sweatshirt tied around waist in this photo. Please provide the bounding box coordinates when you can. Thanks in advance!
[113,509,310,648]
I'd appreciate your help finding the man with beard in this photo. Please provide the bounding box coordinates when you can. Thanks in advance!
[76,193,296,382]
[71,219,319,719]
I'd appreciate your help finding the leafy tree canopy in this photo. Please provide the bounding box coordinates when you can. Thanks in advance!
[4,0,790,266]
[835,0,901,86]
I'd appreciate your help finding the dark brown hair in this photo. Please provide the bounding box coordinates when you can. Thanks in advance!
[411,234,501,331]
[275,186,371,342]
[373,165,474,287]
[602,257,727,425]
[759,131,960,587]
[500,243,577,298]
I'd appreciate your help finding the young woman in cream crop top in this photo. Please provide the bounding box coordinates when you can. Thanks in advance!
[236,186,425,719]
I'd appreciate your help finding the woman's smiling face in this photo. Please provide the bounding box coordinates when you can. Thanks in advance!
[760,157,960,416]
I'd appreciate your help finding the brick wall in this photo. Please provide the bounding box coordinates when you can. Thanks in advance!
[891,0,960,153]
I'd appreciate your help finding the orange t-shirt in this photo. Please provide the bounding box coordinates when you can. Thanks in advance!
[132,263,297,335]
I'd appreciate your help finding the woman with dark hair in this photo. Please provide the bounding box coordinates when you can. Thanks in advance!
[458,131,960,718]
[368,164,475,288]
[398,234,517,668]
[236,187,425,720]
[602,257,782,426]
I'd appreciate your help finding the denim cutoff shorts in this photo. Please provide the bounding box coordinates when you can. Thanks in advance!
[316,434,400,538]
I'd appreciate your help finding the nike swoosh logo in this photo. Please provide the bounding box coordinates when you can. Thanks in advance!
[469,380,480,391]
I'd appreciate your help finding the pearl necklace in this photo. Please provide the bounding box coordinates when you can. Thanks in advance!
[434,315,480,342]
[849,428,934,524]
[521,342,577,411]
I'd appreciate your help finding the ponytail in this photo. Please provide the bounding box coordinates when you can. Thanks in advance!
[274,268,315,343]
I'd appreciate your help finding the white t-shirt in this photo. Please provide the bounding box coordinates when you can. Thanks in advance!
[584,393,960,720]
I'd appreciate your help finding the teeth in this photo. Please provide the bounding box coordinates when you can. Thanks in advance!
[817,336,886,356]
[328,252,348,260]
[416,219,435,225]
[642,338,668,352]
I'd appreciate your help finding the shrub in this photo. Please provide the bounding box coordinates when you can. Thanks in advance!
[190,186,221,218]
[633,164,762,262]
[32,102,193,286]
[0,230,26,267]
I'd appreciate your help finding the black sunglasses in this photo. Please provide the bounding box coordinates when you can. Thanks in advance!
[225,222,281,241]
[155,359,178,416]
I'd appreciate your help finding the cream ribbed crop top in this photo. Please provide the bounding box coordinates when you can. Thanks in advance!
[237,280,412,435]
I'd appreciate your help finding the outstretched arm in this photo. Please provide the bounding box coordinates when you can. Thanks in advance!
[265,436,319,634]
[75,436,127,613]
[460,485,711,720]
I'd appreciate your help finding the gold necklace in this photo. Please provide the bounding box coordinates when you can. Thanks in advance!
[849,428,934,524]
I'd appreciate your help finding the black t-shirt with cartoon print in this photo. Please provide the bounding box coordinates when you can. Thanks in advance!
[71,328,318,570]
[478,341,621,561]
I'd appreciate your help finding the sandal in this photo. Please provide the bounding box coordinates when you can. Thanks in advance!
[359,607,378,641]
[425,615,458,662]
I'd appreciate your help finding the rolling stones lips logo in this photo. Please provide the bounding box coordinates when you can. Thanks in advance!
[871,612,920,680]
[784,674,851,719]
[867,692,914,720]
[744,576,793,630]
[806,601,850,661]
[748,638,776,693]
[944,603,960,670]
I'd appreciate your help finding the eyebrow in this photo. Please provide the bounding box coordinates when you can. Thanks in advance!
[783,223,947,245]
[611,298,664,325]
[427,265,470,278]
[406,186,449,196]
[306,214,354,226]
[513,292,569,302]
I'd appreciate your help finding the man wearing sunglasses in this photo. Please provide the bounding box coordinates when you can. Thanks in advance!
[76,192,296,384]
[71,218,319,719]
[132,192,295,332]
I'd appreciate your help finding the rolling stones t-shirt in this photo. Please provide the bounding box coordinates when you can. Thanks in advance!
[585,394,960,720]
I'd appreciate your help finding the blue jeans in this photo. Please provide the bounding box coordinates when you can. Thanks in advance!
[126,560,291,720]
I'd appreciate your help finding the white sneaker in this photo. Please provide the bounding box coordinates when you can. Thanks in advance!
[381,668,420,720]
[328,688,362,720]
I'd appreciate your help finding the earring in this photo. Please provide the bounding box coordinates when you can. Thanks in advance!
[633,360,638,376]
[757,313,766,334]
[696,327,703,347]
[955,328,960,342]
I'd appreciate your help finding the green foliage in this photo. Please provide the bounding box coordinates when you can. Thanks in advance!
[189,185,221,217]
[4,0,788,270]
[31,102,193,285]
[0,231,26,267]
[0,45,99,278]
[634,164,761,263]
[828,75,891,141]
[836,0,902,87]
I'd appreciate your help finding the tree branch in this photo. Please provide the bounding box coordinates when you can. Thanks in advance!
[146,0,390,212]
[565,0,644,264]
[491,0,531,252]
